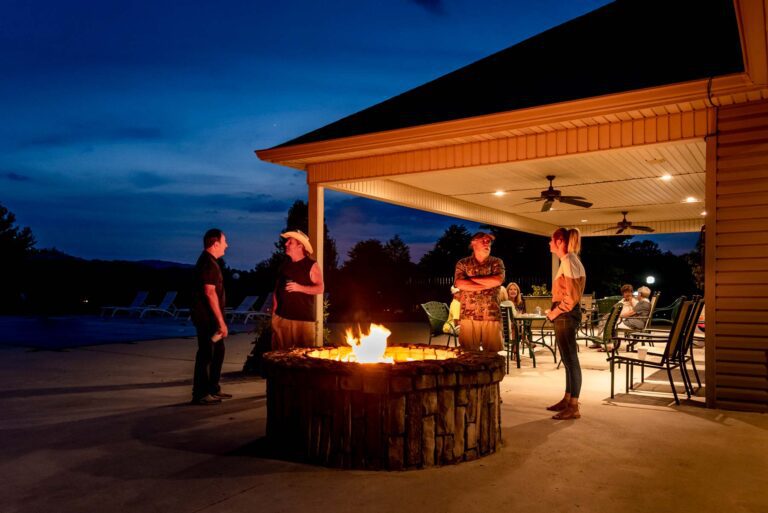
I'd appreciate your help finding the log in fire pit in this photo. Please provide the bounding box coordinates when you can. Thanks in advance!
[263,325,505,470]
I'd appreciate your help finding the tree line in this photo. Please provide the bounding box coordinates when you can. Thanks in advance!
[1,201,702,319]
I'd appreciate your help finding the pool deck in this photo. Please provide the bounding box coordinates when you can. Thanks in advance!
[1,323,766,513]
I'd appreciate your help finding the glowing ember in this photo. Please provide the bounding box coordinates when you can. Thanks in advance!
[344,323,394,364]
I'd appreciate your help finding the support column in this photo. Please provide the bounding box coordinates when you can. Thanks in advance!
[551,253,559,290]
[308,184,325,346]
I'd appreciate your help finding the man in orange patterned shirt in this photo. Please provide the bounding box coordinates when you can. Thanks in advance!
[454,232,505,352]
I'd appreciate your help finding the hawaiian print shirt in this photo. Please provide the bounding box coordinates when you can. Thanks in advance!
[454,255,505,321]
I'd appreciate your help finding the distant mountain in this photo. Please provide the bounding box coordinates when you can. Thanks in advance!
[29,249,192,269]
[135,260,193,270]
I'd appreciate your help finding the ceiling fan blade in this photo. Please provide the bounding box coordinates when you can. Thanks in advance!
[541,200,554,212]
[616,227,626,234]
[559,195,588,201]
[558,197,593,208]
[523,196,544,201]
[632,225,655,233]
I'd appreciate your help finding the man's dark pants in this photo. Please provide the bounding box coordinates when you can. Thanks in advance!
[192,324,225,400]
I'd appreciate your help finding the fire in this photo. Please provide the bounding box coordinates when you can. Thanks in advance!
[344,323,394,364]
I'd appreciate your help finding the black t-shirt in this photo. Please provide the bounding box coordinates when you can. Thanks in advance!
[275,257,315,321]
[191,251,226,328]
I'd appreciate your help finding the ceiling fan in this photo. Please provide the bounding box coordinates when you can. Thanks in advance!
[524,175,593,212]
[596,211,655,234]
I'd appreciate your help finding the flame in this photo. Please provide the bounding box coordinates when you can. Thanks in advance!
[344,323,394,364]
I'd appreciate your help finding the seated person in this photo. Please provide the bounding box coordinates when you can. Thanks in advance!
[617,285,651,330]
[504,282,526,314]
[442,286,461,335]
[500,282,527,342]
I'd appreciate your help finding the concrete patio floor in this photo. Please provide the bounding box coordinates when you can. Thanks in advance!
[1,322,766,513]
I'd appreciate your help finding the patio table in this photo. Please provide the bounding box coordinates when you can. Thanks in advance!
[512,312,557,365]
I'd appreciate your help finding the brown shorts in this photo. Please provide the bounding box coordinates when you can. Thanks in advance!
[271,314,319,350]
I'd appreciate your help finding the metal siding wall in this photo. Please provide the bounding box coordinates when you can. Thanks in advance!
[713,100,768,412]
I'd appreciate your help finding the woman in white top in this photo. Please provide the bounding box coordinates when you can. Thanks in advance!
[546,228,586,420]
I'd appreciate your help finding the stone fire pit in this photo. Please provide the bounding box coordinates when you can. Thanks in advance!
[262,345,505,470]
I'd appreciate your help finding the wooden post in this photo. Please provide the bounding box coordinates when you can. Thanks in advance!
[308,183,325,346]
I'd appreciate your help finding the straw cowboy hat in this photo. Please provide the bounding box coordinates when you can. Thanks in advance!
[281,230,313,254]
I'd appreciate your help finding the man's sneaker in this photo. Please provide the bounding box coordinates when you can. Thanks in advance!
[191,394,222,405]
[213,392,233,399]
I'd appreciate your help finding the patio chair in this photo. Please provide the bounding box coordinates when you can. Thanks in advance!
[578,302,622,353]
[225,295,260,323]
[138,291,178,318]
[607,298,694,404]
[501,304,535,371]
[101,291,149,317]
[420,301,458,347]
[651,295,685,326]
[242,292,275,324]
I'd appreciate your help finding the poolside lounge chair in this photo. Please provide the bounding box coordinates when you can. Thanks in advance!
[242,293,274,324]
[226,295,260,323]
[101,291,149,317]
[138,291,178,318]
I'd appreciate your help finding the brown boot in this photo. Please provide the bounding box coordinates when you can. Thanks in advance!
[552,399,580,420]
[546,393,571,412]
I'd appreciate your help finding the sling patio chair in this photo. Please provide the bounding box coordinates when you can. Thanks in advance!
[225,295,260,323]
[578,302,623,354]
[138,291,178,318]
[650,295,685,326]
[420,301,458,347]
[101,291,149,317]
[607,298,694,405]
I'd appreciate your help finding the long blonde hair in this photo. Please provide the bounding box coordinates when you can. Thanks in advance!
[506,282,524,307]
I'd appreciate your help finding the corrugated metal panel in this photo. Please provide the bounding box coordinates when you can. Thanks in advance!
[712,100,768,411]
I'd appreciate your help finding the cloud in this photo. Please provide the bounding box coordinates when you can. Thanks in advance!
[3,172,32,182]
[408,0,446,15]
[129,171,174,189]
[17,125,168,149]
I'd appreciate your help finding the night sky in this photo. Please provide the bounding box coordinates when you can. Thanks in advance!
[2,0,697,269]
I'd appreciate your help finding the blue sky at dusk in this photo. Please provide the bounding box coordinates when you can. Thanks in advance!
[2,0,697,269]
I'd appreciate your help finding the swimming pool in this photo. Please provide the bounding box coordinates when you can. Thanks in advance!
[0,316,251,350]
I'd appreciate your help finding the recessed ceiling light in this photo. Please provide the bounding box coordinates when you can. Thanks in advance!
[580,219,588,223]
[700,211,707,216]
[493,190,505,196]
[660,174,673,181]
[684,196,699,203]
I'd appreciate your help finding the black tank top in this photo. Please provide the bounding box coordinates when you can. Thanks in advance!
[275,257,315,321]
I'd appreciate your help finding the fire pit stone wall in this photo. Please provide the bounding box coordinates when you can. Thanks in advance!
[263,345,505,470]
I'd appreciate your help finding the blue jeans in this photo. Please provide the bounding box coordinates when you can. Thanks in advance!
[554,308,582,399]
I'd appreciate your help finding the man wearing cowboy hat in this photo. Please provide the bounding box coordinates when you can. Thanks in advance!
[272,229,324,349]
[454,231,505,352]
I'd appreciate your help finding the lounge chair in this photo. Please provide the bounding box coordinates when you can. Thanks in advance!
[101,291,149,317]
[226,295,260,323]
[242,293,274,324]
[138,291,178,318]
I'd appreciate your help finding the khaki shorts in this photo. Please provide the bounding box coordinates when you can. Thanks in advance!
[271,314,319,350]
[459,319,502,352]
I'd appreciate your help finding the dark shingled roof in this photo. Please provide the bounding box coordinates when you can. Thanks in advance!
[277,0,743,148]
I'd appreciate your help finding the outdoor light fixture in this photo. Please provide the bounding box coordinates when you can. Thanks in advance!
[493,190,505,196]
[684,196,699,203]
[660,174,673,181]
[646,276,656,284]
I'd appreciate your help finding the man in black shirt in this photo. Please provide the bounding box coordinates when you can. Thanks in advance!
[272,230,324,349]
[191,228,229,405]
